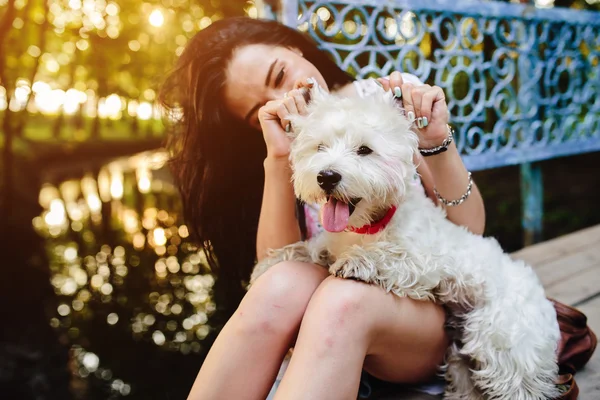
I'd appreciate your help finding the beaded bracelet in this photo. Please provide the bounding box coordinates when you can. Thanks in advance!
[434,172,473,207]
[419,125,454,157]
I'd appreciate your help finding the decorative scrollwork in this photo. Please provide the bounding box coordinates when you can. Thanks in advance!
[282,0,600,170]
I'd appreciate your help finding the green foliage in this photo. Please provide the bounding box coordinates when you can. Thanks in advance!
[0,0,250,146]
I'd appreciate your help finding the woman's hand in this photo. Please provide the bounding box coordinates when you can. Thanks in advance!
[258,78,316,160]
[377,71,449,149]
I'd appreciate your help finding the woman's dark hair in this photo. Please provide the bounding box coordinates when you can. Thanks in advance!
[158,17,353,306]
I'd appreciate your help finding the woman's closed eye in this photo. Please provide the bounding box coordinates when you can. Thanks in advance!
[274,67,285,87]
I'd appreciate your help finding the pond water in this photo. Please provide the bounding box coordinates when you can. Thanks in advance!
[29,151,215,399]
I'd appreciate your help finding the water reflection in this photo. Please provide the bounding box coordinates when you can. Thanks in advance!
[33,150,216,398]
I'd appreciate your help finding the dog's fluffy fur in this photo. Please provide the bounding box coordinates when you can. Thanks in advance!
[251,85,560,400]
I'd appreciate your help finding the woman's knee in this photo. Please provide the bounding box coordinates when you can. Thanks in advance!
[304,277,380,340]
[236,261,329,337]
[304,276,444,342]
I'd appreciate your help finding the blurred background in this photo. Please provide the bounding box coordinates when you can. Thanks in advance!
[1,0,600,399]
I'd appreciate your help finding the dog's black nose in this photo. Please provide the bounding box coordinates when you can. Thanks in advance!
[317,170,342,193]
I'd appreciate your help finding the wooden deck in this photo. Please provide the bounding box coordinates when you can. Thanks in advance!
[371,224,600,400]
[513,224,600,399]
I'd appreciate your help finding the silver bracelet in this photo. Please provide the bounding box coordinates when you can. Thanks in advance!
[433,172,473,207]
[419,125,454,157]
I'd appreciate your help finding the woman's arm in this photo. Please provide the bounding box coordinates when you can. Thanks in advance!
[417,145,486,235]
[256,157,301,261]
[255,84,315,261]
[379,72,486,235]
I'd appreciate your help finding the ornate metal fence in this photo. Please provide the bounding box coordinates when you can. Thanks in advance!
[258,0,600,244]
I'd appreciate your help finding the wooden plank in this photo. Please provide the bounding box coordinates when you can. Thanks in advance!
[510,224,600,306]
[544,265,600,306]
[511,225,600,267]
[531,245,600,289]
[571,296,600,398]
[577,296,600,339]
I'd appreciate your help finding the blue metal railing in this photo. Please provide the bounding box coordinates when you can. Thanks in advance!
[259,0,600,244]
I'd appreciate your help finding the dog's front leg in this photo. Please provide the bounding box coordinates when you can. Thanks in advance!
[329,244,381,284]
[250,238,330,285]
[330,242,436,300]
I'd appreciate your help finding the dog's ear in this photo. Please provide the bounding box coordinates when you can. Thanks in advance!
[307,82,328,105]
[361,79,399,109]
[373,81,398,105]
[372,82,408,119]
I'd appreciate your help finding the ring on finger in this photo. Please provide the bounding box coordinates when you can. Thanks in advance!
[285,122,292,133]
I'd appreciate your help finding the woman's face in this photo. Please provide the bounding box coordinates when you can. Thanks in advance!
[223,44,328,130]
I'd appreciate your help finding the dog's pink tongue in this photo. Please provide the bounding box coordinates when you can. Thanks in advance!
[322,197,350,232]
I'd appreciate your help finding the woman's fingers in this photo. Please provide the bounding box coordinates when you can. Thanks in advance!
[258,99,288,126]
[388,71,404,98]
[411,85,444,128]
[283,93,299,115]
[418,87,440,123]
[258,100,293,158]
[258,99,281,122]
[259,88,309,133]
[292,91,308,115]
[411,86,423,122]
[401,82,416,123]
[284,88,311,131]
[401,84,442,129]
[294,76,325,107]
[277,102,291,131]
[412,85,430,128]
[288,88,311,115]
[377,77,391,92]
[294,76,320,92]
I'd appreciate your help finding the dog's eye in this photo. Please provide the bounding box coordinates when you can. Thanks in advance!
[357,146,373,156]
[317,144,325,152]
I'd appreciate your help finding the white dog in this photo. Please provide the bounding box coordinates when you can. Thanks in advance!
[251,85,560,400]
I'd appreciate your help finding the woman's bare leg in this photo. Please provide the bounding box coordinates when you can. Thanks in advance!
[187,262,328,400]
[273,276,448,400]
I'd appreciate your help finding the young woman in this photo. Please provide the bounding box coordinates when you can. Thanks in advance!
[159,16,485,400]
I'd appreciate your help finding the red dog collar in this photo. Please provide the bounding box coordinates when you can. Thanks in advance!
[348,206,397,234]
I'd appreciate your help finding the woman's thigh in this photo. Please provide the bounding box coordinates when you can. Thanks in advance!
[303,276,448,384]
[360,281,448,384]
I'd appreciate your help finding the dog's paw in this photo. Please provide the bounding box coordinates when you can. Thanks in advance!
[330,259,373,283]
